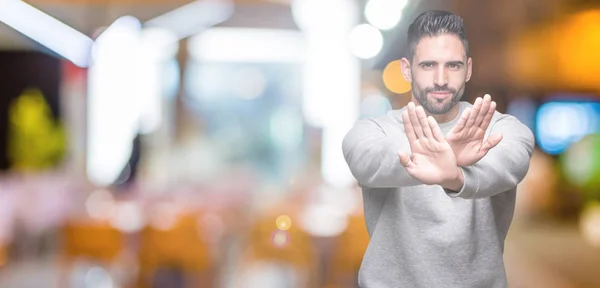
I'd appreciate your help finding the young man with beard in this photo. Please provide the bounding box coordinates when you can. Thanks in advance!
[342,10,535,288]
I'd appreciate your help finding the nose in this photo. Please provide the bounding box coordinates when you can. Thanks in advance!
[434,67,448,86]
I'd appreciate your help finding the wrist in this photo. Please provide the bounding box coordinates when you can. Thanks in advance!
[441,166,464,192]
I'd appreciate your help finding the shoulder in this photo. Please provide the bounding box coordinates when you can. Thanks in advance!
[488,106,535,147]
[353,109,405,134]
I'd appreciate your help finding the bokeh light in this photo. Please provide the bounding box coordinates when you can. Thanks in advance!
[149,202,180,231]
[84,266,114,288]
[382,60,411,94]
[580,202,600,248]
[109,201,145,233]
[561,134,600,200]
[271,230,290,249]
[347,24,383,59]
[557,10,600,89]
[536,102,600,155]
[275,215,292,231]
[85,189,116,220]
[364,0,407,30]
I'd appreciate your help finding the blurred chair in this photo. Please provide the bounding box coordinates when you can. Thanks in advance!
[59,220,126,287]
[136,212,214,288]
[61,220,124,263]
[0,243,7,269]
[326,213,369,288]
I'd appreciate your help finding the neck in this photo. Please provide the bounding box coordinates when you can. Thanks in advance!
[410,97,460,123]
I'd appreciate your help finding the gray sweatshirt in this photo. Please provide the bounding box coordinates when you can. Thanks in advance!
[342,101,535,288]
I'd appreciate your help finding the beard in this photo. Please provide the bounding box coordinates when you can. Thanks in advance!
[412,82,465,114]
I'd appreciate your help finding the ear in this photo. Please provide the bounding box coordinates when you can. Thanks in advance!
[466,57,473,82]
[400,57,412,83]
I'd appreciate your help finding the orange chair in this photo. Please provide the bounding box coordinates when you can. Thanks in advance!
[136,212,214,288]
[0,243,7,268]
[62,220,125,263]
[59,220,126,287]
[326,214,370,288]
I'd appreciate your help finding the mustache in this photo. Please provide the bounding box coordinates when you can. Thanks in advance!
[425,85,456,93]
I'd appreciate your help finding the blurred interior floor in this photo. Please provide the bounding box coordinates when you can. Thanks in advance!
[1,220,600,288]
[505,220,600,288]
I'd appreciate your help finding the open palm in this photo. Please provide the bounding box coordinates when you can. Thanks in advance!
[398,103,459,185]
[446,95,503,166]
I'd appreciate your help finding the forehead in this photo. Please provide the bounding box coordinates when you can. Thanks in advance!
[413,34,467,62]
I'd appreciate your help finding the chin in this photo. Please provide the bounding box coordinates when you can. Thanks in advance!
[426,103,455,114]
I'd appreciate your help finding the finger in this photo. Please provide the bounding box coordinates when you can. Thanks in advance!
[480,101,496,131]
[416,106,433,139]
[450,108,471,134]
[481,133,503,151]
[407,102,424,139]
[465,97,482,128]
[398,151,413,167]
[428,116,446,143]
[402,109,417,144]
[474,94,491,127]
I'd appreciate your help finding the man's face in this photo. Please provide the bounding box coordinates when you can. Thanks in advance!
[401,34,472,114]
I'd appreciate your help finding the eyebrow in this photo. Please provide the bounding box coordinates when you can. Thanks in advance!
[418,60,465,66]
[447,61,465,66]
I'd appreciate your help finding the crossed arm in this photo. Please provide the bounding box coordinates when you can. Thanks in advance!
[342,101,535,198]
[342,117,423,188]
[445,115,535,199]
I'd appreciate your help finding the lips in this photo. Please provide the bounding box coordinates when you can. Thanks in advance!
[429,91,452,99]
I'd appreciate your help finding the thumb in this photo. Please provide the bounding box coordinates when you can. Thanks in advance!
[398,151,412,167]
[481,134,503,151]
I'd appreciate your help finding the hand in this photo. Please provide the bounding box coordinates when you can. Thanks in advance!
[398,102,461,186]
[446,94,504,166]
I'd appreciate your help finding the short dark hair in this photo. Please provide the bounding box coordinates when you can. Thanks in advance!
[406,10,469,60]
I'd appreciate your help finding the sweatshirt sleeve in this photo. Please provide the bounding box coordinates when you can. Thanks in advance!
[342,117,422,189]
[445,114,535,199]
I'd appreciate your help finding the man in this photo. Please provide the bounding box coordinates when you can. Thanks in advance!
[342,10,535,288]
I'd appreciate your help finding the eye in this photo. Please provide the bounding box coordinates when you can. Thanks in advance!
[421,63,434,69]
[447,63,461,70]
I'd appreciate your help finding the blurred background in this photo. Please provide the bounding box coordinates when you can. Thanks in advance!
[0,0,599,287]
